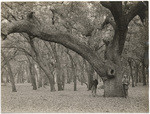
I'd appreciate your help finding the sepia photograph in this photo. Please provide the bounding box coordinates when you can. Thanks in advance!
[1,1,149,113]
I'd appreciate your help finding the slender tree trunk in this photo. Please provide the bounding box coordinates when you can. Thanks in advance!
[142,60,146,86]
[135,63,139,86]
[73,68,77,91]
[80,75,83,85]
[42,77,46,88]
[139,73,142,83]
[66,67,71,84]
[1,71,5,83]
[66,50,77,91]
[20,68,23,83]
[70,56,77,91]
[56,66,63,91]
[145,66,149,84]
[37,67,45,88]
[38,74,42,88]
[88,65,94,90]
[62,73,65,90]
[78,59,85,85]
[55,63,63,91]
[17,71,20,83]
[147,69,149,83]
[6,74,9,83]
[30,63,37,90]
[128,59,135,87]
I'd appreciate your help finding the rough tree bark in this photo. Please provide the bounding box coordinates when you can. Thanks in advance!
[2,2,148,97]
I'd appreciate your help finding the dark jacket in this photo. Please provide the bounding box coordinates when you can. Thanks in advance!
[92,79,98,88]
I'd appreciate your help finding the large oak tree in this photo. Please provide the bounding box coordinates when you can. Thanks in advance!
[2,1,148,97]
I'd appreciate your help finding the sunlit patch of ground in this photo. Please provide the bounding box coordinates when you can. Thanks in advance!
[1,82,149,113]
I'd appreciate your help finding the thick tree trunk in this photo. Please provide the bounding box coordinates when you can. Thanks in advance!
[104,69,124,97]
[103,25,128,97]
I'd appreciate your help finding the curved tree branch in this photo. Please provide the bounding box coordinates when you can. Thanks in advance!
[2,12,107,78]
[127,1,148,24]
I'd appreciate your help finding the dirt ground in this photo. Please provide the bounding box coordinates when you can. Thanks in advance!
[1,82,149,113]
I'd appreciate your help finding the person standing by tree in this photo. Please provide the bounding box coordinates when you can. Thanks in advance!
[91,79,98,97]
[122,75,130,98]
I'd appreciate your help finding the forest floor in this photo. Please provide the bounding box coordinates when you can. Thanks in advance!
[1,82,149,113]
